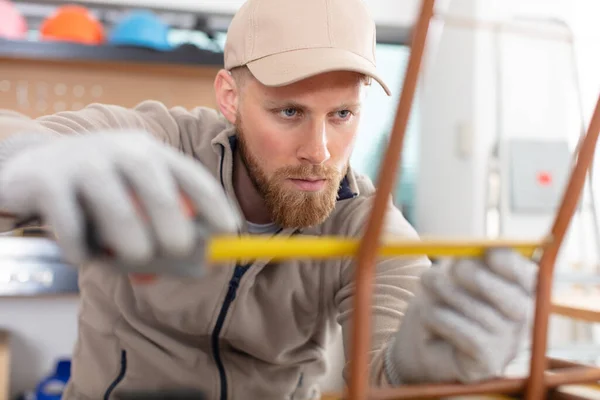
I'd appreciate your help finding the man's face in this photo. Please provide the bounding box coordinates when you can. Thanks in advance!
[235,71,366,228]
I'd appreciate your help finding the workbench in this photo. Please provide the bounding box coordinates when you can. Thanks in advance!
[0,330,8,400]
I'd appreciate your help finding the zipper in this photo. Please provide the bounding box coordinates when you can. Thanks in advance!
[211,264,250,400]
[103,350,127,400]
[210,139,297,399]
[290,372,304,400]
[218,144,226,189]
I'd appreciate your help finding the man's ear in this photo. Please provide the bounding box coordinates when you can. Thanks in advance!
[214,69,240,124]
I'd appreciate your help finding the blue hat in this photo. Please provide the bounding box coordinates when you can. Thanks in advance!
[109,10,172,51]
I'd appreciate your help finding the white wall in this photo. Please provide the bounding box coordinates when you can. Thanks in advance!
[416,0,480,236]
[417,0,600,238]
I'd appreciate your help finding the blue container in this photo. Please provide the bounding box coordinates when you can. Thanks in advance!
[35,359,71,400]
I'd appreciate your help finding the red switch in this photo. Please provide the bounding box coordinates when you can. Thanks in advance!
[537,171,552,186]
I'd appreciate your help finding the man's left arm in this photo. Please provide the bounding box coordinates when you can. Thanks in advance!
[334,195,431,387]
[334,195,538,388]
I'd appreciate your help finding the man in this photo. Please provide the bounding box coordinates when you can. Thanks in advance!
[0,0,537,399]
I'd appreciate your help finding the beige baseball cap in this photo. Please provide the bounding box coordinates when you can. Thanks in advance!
[224,0,392,96]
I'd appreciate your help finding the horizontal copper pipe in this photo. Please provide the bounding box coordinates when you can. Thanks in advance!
[549,391,597,400]
[548,358,594,370]
[368,378,526,399]
[551,303,600,323]
[546,366,600,388]
[368,366,600,400]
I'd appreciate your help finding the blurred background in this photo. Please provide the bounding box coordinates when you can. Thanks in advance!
[1,0,600,398]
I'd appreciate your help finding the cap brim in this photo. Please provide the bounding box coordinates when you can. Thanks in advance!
[245,47,392,96]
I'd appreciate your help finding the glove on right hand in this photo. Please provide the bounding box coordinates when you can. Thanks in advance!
[0,131,242,265]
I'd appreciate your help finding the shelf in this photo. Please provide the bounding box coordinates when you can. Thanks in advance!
[0,39,224,67]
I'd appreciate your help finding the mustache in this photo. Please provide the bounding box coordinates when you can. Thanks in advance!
[276,164,342,180]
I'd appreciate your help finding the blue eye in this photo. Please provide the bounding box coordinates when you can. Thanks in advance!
[336,110,353,120]
[280,108,298,118]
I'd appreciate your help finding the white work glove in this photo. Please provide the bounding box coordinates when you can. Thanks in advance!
[0,131,241,265]
[385,248,537,384]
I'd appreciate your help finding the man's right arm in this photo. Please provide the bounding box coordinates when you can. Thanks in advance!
[0,101,186,233]
[0,100,185,144]
[0,101,241,266]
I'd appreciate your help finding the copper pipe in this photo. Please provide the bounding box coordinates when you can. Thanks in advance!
[551,302,600,323]
[548,358,593,370]
[0,211,17,218]
[366,366,600,400]
[526,94,600,400]
[346,1,435,399]
[545,366,600,387]
[368,377,526,399]
[548,391,596,400]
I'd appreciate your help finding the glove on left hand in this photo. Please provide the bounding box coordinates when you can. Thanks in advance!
[386,248,537,385]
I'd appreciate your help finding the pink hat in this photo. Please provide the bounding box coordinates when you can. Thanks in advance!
[0,0,27,40]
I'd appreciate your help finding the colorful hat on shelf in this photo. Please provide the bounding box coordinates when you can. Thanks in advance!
[108,10,172,51]
[0,0,28,40]
[39,5,105,45]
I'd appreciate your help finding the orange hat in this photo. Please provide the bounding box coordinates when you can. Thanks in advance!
[40,5,105,45]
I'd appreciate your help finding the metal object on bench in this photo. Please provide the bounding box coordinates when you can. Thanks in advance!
[0,236,78,296]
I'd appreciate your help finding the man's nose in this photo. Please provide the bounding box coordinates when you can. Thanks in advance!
[297,121,331,164]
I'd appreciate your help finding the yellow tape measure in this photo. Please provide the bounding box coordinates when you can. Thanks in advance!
[207,235,546,263]
[9,225,546,264]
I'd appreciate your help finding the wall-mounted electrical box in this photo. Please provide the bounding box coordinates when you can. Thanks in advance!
[508,139,572,214]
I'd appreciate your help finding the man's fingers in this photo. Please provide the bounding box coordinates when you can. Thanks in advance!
[78,168,153,265]
[420,295,491,362]
[421,268,508,333]
[39,182,87,265]
[485,248,538,295]
[163,149,242,234]
[0,156,89,265]
[451,258,531,322]
[117,153,196,258]
[0,156,43,215]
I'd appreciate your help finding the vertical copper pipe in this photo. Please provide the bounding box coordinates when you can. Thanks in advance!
[526,94,600,400]
[346,1,435,399]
